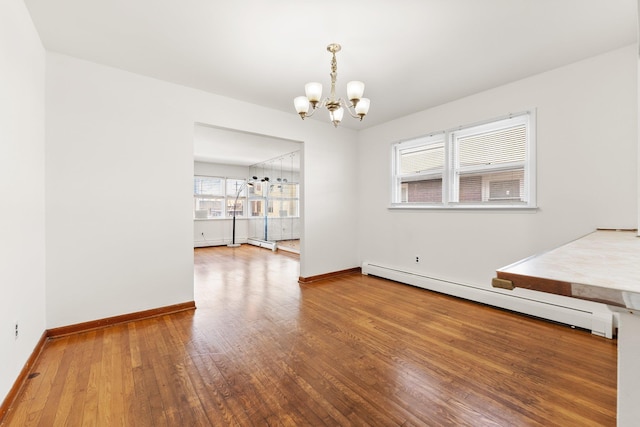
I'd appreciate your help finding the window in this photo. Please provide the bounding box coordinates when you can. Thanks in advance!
[395,136,445,203]
[194,175,300,219]
[194,176,224,218]
[249,181,299,218]
[268,182,299,218]
[392,112,535,209]
[194,176,248,219]
[249,182,267,217]
[226,178,247,217]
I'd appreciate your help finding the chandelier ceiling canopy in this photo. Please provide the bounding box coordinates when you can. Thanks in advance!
[294,43,370,128]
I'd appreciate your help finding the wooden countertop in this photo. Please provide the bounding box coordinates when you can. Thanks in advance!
[495,229,640,309]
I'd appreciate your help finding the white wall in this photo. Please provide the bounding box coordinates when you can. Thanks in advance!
[45,52,359,327]
[194,161,249,178]
[357,45,638,289]
[0,0,46,406]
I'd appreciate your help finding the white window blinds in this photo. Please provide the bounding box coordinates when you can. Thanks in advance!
[194,176,224,196]
[456,123,526,168]
[226,179,247,197]
[400,142,444,175]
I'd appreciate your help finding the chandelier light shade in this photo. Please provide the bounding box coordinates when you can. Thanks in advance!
[294,43,370,127]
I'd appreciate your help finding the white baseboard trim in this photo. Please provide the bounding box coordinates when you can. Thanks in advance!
[362,262,614,338]
[194,238,247,248]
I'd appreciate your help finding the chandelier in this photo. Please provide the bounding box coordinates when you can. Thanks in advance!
[294,43,370,127]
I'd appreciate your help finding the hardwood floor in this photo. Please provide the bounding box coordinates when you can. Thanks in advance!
[2,245,617,426]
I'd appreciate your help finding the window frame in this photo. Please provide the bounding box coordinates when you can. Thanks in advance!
[193,175,249,220]
[392,134,446,205]
[391,111,537,210]
[248,180,300,219]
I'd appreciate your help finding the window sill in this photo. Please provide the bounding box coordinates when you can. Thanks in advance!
[194,217,301,221]
[388,204,539,212]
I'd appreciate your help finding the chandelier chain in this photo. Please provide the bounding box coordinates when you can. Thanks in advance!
[330,51,338,101]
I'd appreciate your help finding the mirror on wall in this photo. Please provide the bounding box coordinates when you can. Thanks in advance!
[247,150,300,253]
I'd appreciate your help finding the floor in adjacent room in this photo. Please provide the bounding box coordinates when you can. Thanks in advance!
[1,245,617,426]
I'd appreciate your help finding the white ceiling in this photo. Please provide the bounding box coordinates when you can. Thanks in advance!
[24,0,638,163]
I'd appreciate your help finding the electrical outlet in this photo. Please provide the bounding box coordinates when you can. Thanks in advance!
[14,322,18,340]
[415,256,420,263]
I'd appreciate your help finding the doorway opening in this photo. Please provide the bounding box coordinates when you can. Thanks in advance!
[192,122,304,261]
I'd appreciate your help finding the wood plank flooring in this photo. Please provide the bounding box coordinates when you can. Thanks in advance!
[2,245,617,426]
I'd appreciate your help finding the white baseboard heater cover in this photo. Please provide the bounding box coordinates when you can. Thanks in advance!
[361,262,614,339]
[247,238,277,251]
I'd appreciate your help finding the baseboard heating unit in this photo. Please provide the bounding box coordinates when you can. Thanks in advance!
[361,262,614,339]
[247,238,277,251]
